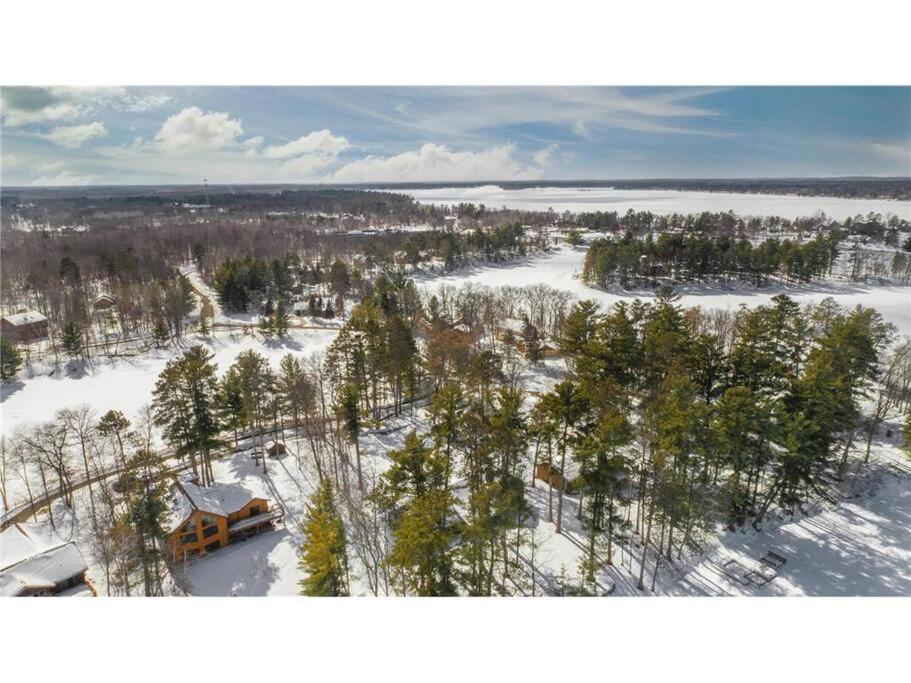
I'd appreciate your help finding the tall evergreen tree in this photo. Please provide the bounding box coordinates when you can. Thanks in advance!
[0,336,23,380]
[299,479,350,596]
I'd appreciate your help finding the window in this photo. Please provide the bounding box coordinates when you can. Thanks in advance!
[200,514,216,527]
[181,532,197,545]
[202,524,218,539]
[204,540,220,553]
[248,505,260,517]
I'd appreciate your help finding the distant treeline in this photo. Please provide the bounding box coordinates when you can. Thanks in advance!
[571,208,908,239]
[583,232,841,288]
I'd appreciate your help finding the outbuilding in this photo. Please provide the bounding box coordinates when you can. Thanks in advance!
[264,440,287,457]
[93,293,118,310]
[1,311,49,344]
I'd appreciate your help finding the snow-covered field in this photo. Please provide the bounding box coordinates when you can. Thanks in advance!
[417,244,911,336]
[0,328,338,437]
[401,185,911,221]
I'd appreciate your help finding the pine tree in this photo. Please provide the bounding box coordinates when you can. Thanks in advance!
[62,320,84,359]
[258,312,274,338]
[541,380,587,533]
[560,299,601,359]
[272,300,290,337]
[0,336,23,380]
[152,345,222,485]
[126,448,169,596]
[387,488,457,596]
[153,319,170,347]
[336,383,364,492]
[522,317,543,365]
[218,367,246,445]
[299,480,350,596]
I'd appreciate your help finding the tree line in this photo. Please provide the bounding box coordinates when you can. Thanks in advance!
[583,232,840,288]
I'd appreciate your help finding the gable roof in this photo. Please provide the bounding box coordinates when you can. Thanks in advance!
[168,480,263,531]
[0,524,88,596]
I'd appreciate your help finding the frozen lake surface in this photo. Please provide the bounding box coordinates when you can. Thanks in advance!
[400,185,911,221]
[417,245,911,336]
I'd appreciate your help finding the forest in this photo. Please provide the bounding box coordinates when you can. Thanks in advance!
[582,232,841,288]
[7,261,910,595]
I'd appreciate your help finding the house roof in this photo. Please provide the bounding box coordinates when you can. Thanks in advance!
[498,318,526,333]
[0,524,89,596]
[2,311,47,326]
[168,481,263,531]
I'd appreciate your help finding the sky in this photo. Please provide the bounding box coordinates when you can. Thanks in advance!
[1,86,909,186]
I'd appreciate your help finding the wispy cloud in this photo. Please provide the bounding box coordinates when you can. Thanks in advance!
[43,122,108,148]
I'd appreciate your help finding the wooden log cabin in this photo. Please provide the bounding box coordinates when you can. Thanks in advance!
[166,479,282,563]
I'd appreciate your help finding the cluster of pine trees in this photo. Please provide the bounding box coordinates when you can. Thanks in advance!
[548,289,896,590]
[583,232,840,289]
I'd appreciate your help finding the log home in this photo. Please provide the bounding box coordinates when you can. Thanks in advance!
[166,479,282,563]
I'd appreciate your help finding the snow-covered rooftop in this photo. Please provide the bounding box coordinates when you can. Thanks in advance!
[0,524,89,597]
[2,310,47,326]
[168,480,263,531]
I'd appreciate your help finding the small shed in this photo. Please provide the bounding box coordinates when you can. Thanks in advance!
[264,440,287,457]
[93,293,118,310]
[0,311,48,344]
[534,462,577,494]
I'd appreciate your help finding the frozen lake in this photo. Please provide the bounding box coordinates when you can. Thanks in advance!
[400,185,911,221]
[417,244,911,337]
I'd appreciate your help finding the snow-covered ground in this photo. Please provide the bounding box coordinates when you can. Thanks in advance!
[401,185,911,221]
[416,244,911,336]
[1,328,338,445]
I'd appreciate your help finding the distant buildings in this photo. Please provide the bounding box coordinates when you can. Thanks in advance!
[0,311,48,344]
[0,524,94,597]
[166,479,281,563]
[93,293,118,311]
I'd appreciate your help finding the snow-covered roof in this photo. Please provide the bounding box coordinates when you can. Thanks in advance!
[498,318,526,333]
[0,524,89,596]
[168,481,262,531]
[2,310,47,326]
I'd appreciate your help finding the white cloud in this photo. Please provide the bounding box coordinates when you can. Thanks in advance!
[533,144,558,167]
[870,141,910,163]
[333,142,540,182]
[154,106,243,153]
[30,170,97,186]
[119,93,172,112]
[2,153,22,169]
[1,86,170,126]
[263,129,350,159]
[359,87,734,141]
[43,122,108,148]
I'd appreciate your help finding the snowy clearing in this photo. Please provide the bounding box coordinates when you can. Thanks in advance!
[0,327,338,436]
